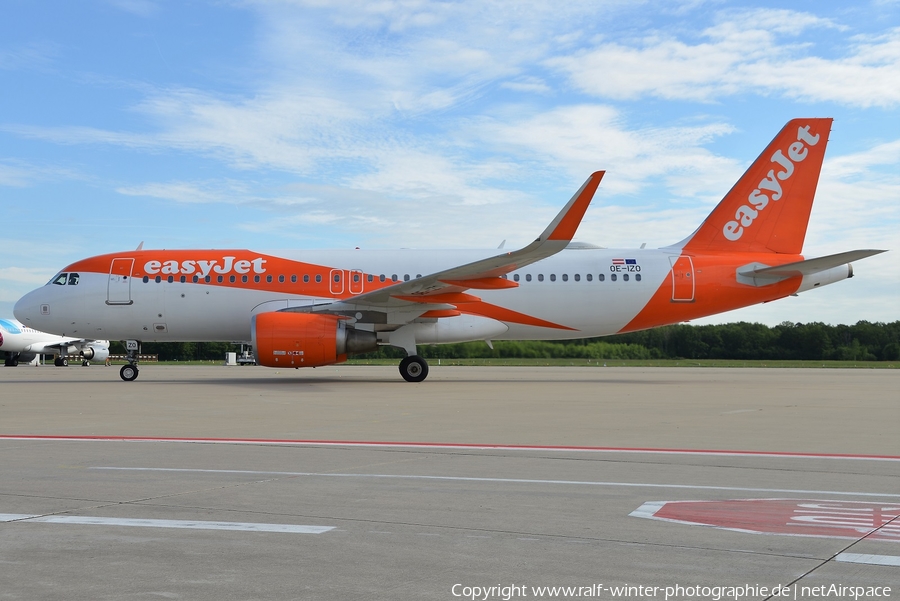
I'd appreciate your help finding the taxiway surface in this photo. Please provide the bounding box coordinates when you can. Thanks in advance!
[1,365,897,600]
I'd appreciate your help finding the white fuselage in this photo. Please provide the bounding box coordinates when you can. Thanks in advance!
[13,246,825,346]
[0,318,101,357]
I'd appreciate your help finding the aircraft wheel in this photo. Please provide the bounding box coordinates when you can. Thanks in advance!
[82,361,90,367]
[399,355,429,383]
[120,364,139,382]
[55,357,68,367]
[4,357,17,367]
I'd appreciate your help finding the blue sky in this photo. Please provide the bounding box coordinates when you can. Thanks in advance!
[1,0,898,326]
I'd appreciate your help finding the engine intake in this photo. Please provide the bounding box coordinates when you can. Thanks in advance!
[252,312,377,368]
[80,343,110,362]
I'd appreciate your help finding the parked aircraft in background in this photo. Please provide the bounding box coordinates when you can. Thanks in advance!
[0,318,110,367]
[13,119,885,382]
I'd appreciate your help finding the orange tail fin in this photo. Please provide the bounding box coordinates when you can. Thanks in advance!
[679,118,832,254]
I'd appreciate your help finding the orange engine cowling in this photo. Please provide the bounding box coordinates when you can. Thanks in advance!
[252,312,378,368]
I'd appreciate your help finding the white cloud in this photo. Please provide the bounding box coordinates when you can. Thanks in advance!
[549,12,900,107]
[0,39,59,72]
[0,162,33,187]
[467,104,737,196]
[0,267,52,285]
[116,180,252,204]
[500,77,552,95]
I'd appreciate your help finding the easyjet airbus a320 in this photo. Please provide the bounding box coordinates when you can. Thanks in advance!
[14,119,885,382]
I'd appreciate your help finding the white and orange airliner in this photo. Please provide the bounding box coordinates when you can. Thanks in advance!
[13,119,885,382]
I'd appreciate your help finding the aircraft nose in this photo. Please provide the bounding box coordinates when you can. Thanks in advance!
[14,288,45,325]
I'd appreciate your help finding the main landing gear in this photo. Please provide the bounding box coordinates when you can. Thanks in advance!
[399,355,429,383]
[54,356,68,367]
[119,340,141,382]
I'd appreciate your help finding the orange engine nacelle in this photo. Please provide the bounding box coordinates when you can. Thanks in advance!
[252,312,378,368]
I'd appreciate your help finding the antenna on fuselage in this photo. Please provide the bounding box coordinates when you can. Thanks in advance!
[135,241,144,251]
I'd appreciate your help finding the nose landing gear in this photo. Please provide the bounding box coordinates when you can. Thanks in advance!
[119,340,141,382]
[120,363,139,381]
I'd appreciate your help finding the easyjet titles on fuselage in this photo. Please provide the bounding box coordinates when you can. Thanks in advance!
[143,256,268,278]
[722,124,821,242]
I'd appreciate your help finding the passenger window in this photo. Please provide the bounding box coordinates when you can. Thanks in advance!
[168,276,174,283]
[68,273,80,286]
[599,274,605,282]
[334,273,341,282]
[623,274,629,282]
[586,274,592,282]
[379,274,386,282]
[353,274,360,283]
[636,274,642,282]
[526,274,532,282]
[538,274,544,282]
[367,274,374,282]
[391,274,398,282]
[254,275,260,283]
[574,274,580,282]
[278,275,285,283]
[403,274,410,281]
[303,275,309,283]
[416,274,422,279]
[53,273,68,285]
[291,275,297,283]
[562,274,568,282]
[550,274,556,282]
[229,275,236,283]
[217,276,223,283]
[193,275,200,283]
[513,274,520,282]
[143,276,149,283]
[205,276,211,283]
[156,276,162,283]
[266,275,272,283]
[241,275,248,283]
[315,274,322,283]
[611,273,617,282]
[180,276,186,283]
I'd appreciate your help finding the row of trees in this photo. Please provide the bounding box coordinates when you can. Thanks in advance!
[115,321,900,362]
[606,321,900,361]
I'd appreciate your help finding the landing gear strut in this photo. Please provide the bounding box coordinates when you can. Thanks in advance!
[120,340,141,382]
[399,355,429,382]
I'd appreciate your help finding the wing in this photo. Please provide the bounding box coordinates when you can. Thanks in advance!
[304,171,604,322]
[35,338,90,354]
[738,249,886,279]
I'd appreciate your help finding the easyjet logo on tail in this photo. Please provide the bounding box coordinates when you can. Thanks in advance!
[722,125,820,241]
[144,256,268,278]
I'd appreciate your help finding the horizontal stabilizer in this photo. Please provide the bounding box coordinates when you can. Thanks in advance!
[739,249,886,280]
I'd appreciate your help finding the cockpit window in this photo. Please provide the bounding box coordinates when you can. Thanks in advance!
[68,273,80,286]
[52,273,68,285]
